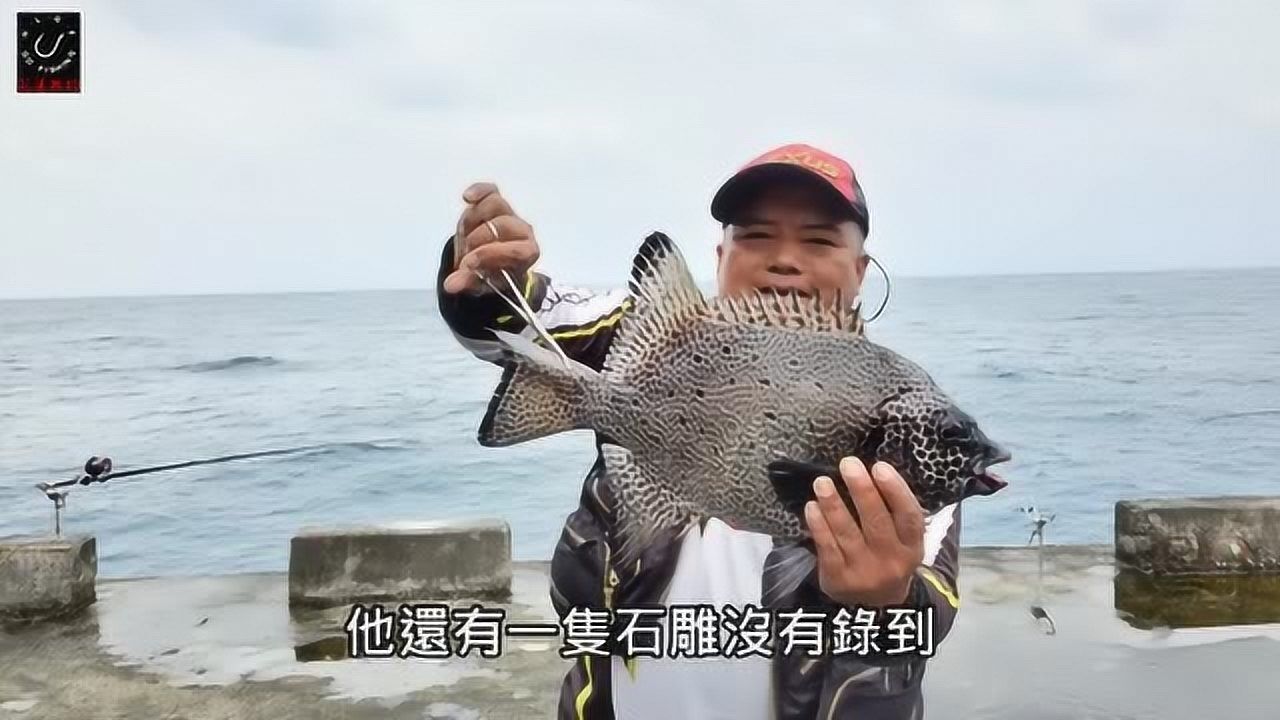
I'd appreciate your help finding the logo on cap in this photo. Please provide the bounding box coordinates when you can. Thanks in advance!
[762,148,843,181]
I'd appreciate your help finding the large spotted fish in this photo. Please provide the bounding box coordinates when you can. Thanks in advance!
[476,232,1011,597]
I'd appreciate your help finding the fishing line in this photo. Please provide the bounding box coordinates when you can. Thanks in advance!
[1019,505,1058,636]
[34,441,398,535]
[472,266,573,369]
[864,254,892,323]
[37,441,387,492]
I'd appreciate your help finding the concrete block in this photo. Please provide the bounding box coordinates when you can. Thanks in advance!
[0,534,97,622]
[1115,497,1280,575]
[1114,570,1280,629]
[288,518,512,608]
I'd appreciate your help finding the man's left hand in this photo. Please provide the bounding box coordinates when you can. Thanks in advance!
[804,457,926,608]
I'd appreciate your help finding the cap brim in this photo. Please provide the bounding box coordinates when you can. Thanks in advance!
[710,163,861,226]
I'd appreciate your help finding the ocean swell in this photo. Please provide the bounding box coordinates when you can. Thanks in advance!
[175,355,280,373]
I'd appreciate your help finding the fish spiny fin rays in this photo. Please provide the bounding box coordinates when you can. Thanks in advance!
[601,443,696,572]
[474,268,573,368]
[710,289,865,335]
[601,232,709,378]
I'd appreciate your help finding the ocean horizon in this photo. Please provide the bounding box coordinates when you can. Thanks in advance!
[3,262,1277,303]
[2,266,1278,579]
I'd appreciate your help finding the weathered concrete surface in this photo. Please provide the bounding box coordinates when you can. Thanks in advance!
[289,519,512,608]
[1115,496,1280,575]
[2,547,1279,720]
[0,534,97,623]
[0,562,560,720]
[1115,570,1280,629]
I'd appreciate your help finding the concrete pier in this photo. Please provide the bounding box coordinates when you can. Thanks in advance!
[288,519,513,609]
[0,534,97,623]
[2,546,1278,720]
[1114,496,1280,575]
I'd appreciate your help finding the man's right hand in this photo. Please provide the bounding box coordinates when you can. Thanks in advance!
[442,183,540,296]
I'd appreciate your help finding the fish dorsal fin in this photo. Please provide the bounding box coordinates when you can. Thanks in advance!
[710,289,865,335]
[627,231,708,319]
[602,232,709,377]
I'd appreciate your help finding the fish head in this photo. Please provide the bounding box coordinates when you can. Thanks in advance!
[873,391,1011,511]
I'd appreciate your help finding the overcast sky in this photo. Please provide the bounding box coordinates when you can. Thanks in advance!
[2,0,1277,299]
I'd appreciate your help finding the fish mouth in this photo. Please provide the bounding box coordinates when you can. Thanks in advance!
[974,446,1013,482]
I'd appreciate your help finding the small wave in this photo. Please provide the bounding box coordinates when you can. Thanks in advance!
[266,439,414,460]
[1202,409,1280,423]
[49,365,121,379]
[979,361,1026,381]
[331,439,413,453]
[176,356,280,373]
[1100,408,1145,420]
[1034,367,1139,385]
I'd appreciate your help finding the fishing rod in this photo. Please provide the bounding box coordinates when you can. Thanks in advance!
[33,441,386,537]
[1018,505,1057,636]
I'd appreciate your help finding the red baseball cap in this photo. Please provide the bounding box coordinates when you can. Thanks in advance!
[710,143,870,238]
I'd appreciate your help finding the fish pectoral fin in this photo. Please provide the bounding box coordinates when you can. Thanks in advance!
[492,329,600,379]
[767,459,852,518]
[762,542,819,606]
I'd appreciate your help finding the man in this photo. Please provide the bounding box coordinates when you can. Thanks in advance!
[436,144,963,719]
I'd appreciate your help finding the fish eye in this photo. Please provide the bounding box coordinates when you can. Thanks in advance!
[940,424,968,442]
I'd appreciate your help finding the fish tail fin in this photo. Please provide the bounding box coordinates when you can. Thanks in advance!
[762,542,819,605]
[477,329,600,447]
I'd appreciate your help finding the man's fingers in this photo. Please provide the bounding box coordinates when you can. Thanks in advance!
[457,238,538,279]
[447,183,532,296]
[460,215,531,255]
[870,462,926,546]
[462,182,499,205]
[459,192,516,241]
[442,269,478,295]
[804,500,847,581]
[841,457,896,548]
[813,475,865,557]
[445,235,534,293]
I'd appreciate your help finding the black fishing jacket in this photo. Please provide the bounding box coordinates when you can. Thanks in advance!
[436,237,965,720]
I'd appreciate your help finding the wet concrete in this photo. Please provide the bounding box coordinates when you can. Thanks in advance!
[0,563,563,720]
[1,546,1278,720]
[0,535,97,622]
[1115,496,1280,575]
[288,519,513,609]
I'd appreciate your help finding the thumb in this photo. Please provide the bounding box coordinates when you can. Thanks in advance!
[442,269,472,295]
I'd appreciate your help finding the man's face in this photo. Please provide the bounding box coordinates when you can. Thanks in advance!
[715,183,870,306]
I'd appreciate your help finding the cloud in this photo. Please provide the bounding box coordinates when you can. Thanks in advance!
[1,0,1277,298]
[106,0,361,49]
